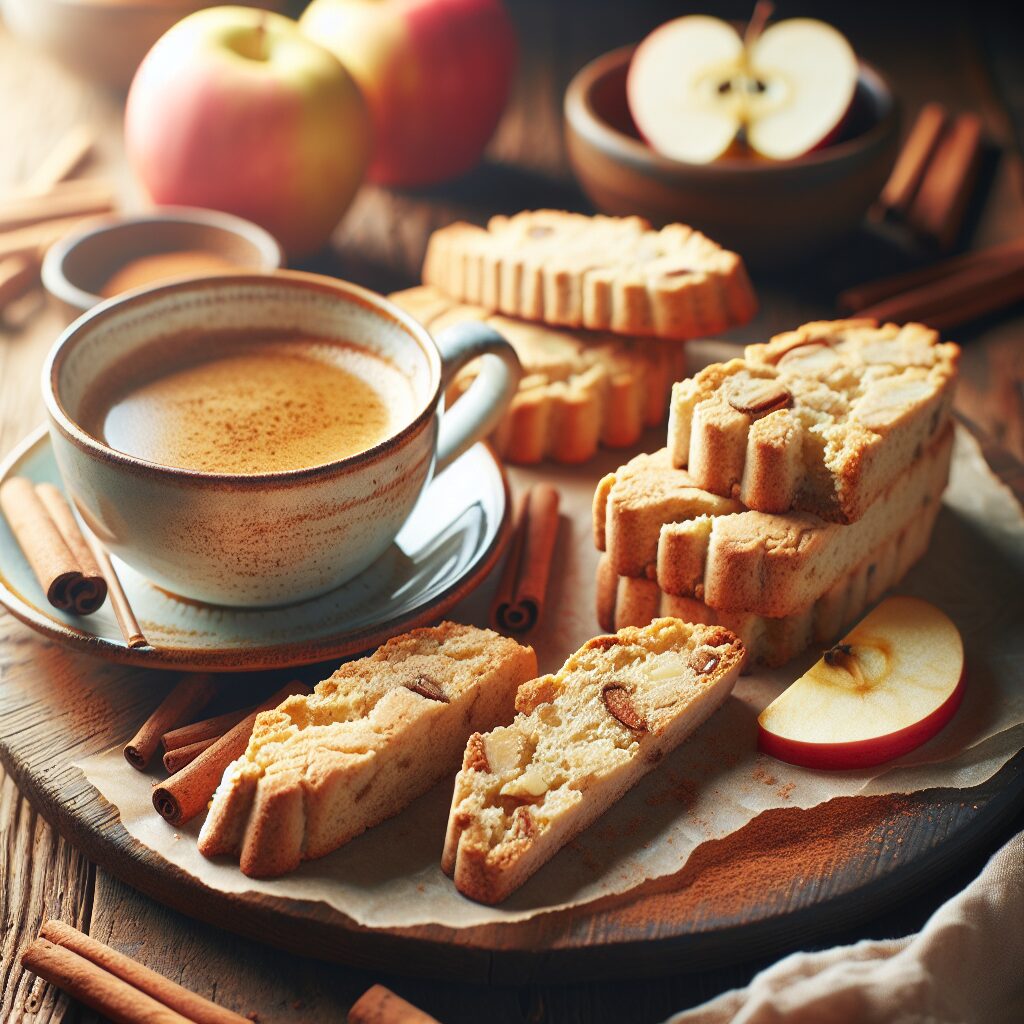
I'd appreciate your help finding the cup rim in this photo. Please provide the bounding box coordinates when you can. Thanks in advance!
[42,269,443,485]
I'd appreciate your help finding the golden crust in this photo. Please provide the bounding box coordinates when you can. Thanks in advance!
[597,425,952,618]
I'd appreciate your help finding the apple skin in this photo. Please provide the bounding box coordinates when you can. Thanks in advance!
[125,7,371,258]
[757,596,966,771]
[300,0,517,187]
[757,668,965,770]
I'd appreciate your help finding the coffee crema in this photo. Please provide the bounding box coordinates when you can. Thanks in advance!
[82,333,411,475]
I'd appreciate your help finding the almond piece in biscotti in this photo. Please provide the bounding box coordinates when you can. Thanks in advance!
[602,684,648,732]
[725,377,793,418]
[851,377,939,431]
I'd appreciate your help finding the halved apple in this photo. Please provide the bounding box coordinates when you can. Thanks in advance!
[627,14,859,163]
[758,596,965,770]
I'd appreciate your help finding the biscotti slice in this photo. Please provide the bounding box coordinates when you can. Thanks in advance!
[198,623,537,878]
[668,320,959,521]
[421,210,756,340]
[594,448,744,579]
[392,285,687,464]
[442,618,744,904]
[597,479,940,668]
[659,425,953,616]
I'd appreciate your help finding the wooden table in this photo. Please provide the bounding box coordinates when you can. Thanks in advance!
[2,3,1023,1021]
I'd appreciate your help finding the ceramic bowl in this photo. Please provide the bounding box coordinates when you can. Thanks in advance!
[564,45,900,267]
[0,0,278,90]
[41,206,284,322]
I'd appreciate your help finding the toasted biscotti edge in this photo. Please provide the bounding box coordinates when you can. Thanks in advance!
[421,212,756,340]
[597,481,941,669]
[658,424,954,616]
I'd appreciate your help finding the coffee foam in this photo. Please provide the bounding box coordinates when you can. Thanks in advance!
[81,331,418,475]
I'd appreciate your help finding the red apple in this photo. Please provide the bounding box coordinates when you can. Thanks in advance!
[627,15,859,164]
[300,0,517,187]
[125,7,371,257]
[757,596,965,770]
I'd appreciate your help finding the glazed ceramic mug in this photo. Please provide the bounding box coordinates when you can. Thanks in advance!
[42,271,522,607]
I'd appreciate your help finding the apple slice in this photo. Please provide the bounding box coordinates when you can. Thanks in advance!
[627,14,858,164]
[758,596,965,770]
[747,19,859,160]
[627,16,745,165]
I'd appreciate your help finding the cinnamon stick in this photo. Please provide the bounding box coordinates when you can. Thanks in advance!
[908,111,983,251]
[36,920,251,1024]
[856,256,1024,330]
[874,102,948,220]
[35,482,108,600]
[163,737,217,774]
[838,237,1024,312]
[0,477,107,613]
[349,985,442,1024]
[0,178,114,233]
[21,938,193,1024]
[490,484,560,635]
[153,680,311,826]
[0,215,97,262]
[124,674,219,770]
[163,705,257,752]
[0,255,37,311]
[86,532,149,649]
[26,126,94,192]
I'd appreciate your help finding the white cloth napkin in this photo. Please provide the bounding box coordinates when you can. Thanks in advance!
[666,829,1024,1024]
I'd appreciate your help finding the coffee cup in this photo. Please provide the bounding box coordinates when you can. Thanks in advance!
[42,271,522,607]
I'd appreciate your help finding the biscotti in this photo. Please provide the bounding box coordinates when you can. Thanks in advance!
[422,210,757,340]
[442,618,744,904]
[198,623,537,878]
[668,320,959,521]
[593,448,744,579]
[596,425,952,617]
[596,485,940,668]
[391,285,686,464]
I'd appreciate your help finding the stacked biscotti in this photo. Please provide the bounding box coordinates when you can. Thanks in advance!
[596,319,960,668]
[393,210,756,464]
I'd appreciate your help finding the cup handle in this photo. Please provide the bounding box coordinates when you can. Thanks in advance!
[433,322,522,473]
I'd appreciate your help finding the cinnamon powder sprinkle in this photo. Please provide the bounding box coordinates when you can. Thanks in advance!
[604,794,918,926]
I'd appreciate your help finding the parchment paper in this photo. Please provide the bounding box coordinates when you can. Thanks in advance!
[78,427,1024,929]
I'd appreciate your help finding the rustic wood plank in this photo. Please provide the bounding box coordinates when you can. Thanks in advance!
[0,764,93,1024]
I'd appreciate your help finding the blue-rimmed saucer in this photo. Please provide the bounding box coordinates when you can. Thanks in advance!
[0,426,510,671]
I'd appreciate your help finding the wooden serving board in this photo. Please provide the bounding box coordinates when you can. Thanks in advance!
[2,438,1023,984]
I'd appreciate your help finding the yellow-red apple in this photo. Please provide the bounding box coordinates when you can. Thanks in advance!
[300,0,516,187]
[758,596,965,770]
[125,7,371,257]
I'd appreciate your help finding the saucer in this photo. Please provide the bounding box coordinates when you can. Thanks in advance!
[0,426,510,671]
